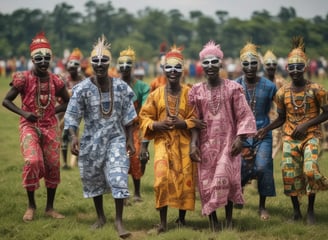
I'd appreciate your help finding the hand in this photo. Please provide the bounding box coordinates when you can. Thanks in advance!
[192,119,206,129]
[231,137,243,156]
[255,128,267,140]
[23,111,38,122]
[70,135,80,156]
[153,119,175,130]
[189,145,201,162]
[291,124,307,140]
[139,148,149,175]
[126,140,136,157]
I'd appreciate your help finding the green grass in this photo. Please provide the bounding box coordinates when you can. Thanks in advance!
[1,75,328,240]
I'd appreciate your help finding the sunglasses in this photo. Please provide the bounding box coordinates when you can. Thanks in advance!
[242,61,258,67]
[287,64,305,72]
[90,56,110,65]
[33,55,51,64]
[202,58,220,68]
[164,65,183,73]
[265,63,277,67]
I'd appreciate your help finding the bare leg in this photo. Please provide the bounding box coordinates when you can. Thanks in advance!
[45,188,65,219]
[291,196,302,221]
[133,178,142,201]
[208,211,219,232]
[225,201,233,228]
[114,198,131,238]
[307,194,316,225]
[91,195,106,229]
[259,195,269,220]
[158,206,168,233]
[175,209,186,226]
[23,190,36,221]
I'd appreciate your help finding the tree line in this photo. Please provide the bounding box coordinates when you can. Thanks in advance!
[1,1,328,61]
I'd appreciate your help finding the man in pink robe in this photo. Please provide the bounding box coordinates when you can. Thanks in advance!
[189,40,256,231]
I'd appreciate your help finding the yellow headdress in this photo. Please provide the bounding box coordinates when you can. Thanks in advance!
[240,42,259,62]
[263,50,277,65]
[90,34,112,60]
[118,46,136,64]
[287,36,307,64]
[165,45,184,66]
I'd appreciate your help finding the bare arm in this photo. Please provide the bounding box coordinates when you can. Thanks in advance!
[2,86,38,122]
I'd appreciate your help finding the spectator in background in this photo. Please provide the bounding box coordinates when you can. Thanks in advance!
[117,46,150,203]
[263,50,286,158]
[58,48,85,169]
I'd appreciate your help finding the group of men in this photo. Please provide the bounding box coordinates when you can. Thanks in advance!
[2,32,328,239]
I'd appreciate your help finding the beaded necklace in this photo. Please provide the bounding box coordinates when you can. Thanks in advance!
[96,78,113,118]
[244,80,257,116]
[164,86,181,117]
[36,76,51,118]
[207,83,222,115]
[289,83,309,123]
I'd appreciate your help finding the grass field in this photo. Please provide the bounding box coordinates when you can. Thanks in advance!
[1,75,328,240]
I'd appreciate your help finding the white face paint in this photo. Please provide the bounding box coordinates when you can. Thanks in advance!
[202,56,220,68]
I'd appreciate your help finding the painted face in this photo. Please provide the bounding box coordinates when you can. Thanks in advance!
[118,58,133,72]
[67,60,80,69]
[286,63,306,73]
[202,57,220,68]
[32,53,51,73]
[91,56,110,78]
[163,64,183,73]
[32,54,51,64]
[164,63,182,84]
[90,55,110,66]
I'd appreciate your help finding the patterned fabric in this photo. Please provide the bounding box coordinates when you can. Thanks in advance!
[188,79,257,215]
[64,77,137,198]
[139,85,197,210]
[282,136,328,195]
[275,81,328,139]
[12,71,64,128]
[275,81,328,196]
[11,70,65,191]
[21,125,60,191]
[128,79,150,179]
[236,76,277,196]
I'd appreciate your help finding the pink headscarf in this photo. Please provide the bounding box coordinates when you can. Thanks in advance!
[199,40,224,60]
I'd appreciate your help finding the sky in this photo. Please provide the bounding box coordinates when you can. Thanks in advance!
[1,0,327,20]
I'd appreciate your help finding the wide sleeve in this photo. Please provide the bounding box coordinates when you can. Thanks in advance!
[64,84,84,130]
[181,86,197,129]
[274,86,286,115]
[232,85,257,136]
[139,90,159,140]
[314,84,328,108]
[122,84,137,126]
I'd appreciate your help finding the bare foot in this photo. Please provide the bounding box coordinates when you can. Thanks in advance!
[115,220,131,239]
[91,218,106,230]
[307,212,316,225]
